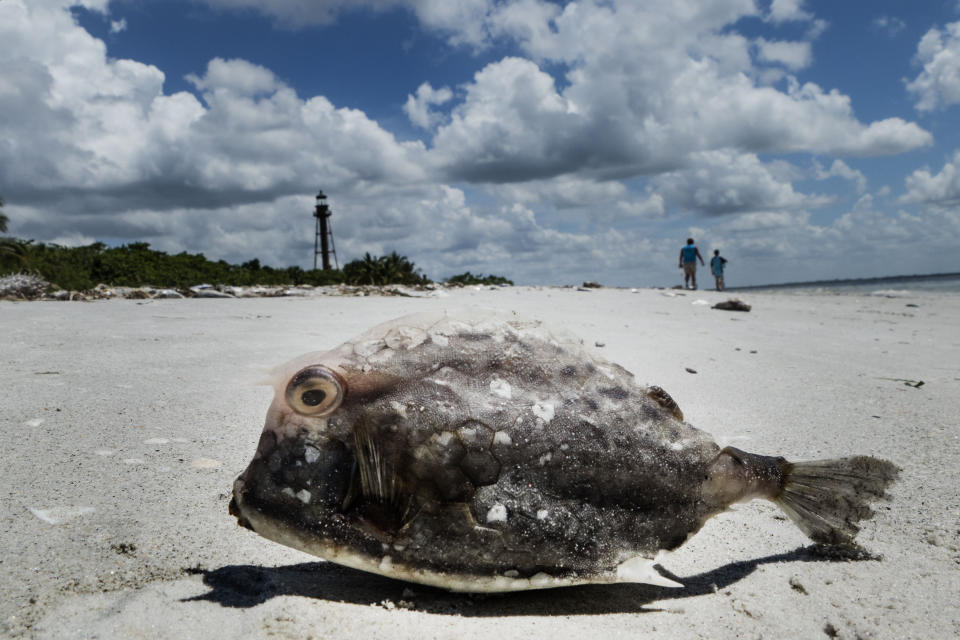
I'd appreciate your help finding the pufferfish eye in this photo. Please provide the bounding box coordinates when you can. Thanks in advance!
[286,366,346,416]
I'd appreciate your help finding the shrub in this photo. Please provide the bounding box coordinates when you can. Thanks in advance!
[446,271,513,286]
[342,252,430,286]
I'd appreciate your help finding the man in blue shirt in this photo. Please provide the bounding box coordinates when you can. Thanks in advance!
[710,249,728,291]
[678,238,705,290]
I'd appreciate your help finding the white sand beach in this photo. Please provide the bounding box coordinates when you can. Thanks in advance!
[1,287,958,639]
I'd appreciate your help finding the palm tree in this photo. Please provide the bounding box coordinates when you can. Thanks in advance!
[342,252,431,286]
[352,252,385,285]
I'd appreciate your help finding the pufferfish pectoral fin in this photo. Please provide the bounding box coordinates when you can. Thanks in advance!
[350,421,415,534]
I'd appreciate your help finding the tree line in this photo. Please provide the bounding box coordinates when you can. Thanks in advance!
[0,201,512,290]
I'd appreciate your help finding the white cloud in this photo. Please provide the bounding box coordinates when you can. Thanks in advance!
[492,176,627,209]
[186,1,931,172]
[418,3,930,183]
[755,38,813,70]
[426,52,931,186]
[0,2,429,212]
[412,0,515,48]
[109,18,127,34]
[900,150,960,205]
[722,210,808,233]
[872,15,906,37]
[48,231,98,247]
[651,151,830,215]
[403,82,453,129]
[186,57,280,95]
[65,0,111,12]
[766,0,813,23]
[429,57,584,182]
[0,0,172,191]
[906,21,960,111]
[813,159,868,193]
[704,200,960,281]
[614,194,666,220]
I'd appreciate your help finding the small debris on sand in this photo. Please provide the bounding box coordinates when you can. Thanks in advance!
[789,576,808,595]
[875,377,924,388]
[191,457,222,469]
[28,506,95,525]
[10,282,468,301]
[712,299,751,312]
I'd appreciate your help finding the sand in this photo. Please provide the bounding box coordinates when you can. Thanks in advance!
[1,286,957,639]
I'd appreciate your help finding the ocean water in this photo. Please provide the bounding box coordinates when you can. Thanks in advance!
[729,273,960,296]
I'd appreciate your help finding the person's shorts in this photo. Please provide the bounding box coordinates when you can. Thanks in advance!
[683,262,697,277]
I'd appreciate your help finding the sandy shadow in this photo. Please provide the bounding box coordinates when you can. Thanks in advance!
[184,545,872,616]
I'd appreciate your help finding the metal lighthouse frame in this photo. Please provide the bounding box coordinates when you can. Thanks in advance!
[313,190,338,271]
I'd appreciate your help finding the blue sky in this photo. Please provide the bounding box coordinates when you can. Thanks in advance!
[3,0,960,286]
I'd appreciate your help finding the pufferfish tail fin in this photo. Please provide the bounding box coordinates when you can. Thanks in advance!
[775,456,900,545]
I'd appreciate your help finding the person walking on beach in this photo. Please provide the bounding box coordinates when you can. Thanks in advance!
[710,249,728,291]
[679,238,705,290]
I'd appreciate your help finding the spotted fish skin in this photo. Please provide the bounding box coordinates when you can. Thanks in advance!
[230,310,898,592]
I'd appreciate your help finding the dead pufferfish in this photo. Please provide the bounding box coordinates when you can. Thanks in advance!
[230,310,899,592]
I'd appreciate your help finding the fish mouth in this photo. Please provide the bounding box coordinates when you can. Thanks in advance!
[228,478,254,531]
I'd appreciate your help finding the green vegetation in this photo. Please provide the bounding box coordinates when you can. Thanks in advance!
[0,240,513,290]
[342,251,430,286]
[0,196,511,291]
[0,197,26,268]
[446,271,514,286]
[0,241,348,291]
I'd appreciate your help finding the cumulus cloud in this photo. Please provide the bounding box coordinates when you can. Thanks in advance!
[766,0,813,24]
[754,38,813,70]
[651,151,830,216]
[906,21,960,111]
[0,1,428,213]
[185,57,280,95]
[430,57,585,182]
[418,3,930,184]
[900,150,960,205]
[403,82,453,129]
[492,176,627,209]
[813,159,868,193]
[704,201,960,280]
[614,194,666,221]
[189,1,931,176]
